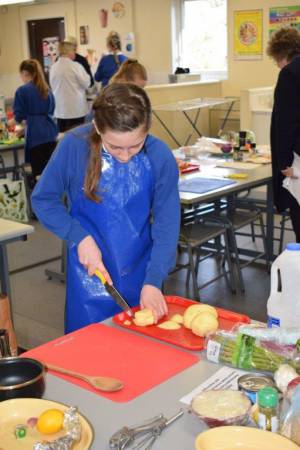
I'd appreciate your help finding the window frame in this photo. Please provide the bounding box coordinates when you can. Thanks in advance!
[171,0,228,80]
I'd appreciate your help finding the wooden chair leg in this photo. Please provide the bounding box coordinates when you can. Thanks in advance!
[0,295,18,356]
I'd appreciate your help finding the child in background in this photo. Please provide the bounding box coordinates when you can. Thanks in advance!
[10,59,58,181]
[110,59,148,88]
[94,31,128,87]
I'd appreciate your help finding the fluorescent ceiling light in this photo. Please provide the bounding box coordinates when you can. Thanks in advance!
[0,0,34,5]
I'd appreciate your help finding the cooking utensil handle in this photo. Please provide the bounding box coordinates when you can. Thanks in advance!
[44,362,87,381]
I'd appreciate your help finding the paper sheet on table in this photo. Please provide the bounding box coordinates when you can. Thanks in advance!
[215,161,261,170]
[180,366,246,405]
[283,152,300,205]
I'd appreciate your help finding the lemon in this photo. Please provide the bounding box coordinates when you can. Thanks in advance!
[37,408,64,435]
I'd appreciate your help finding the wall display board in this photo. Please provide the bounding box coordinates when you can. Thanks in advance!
[234,9,263,60]
[42,36,59,74]
[269,5,300,34]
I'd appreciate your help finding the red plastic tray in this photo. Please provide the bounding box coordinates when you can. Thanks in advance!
[181,164,200,174]
[113,296,251,351]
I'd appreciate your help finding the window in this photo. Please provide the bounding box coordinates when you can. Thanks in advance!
[172,0,227,80]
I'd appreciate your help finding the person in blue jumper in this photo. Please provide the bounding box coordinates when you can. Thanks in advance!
[94,31,128,87]
[10,59,58,181]
[32,83,180,333]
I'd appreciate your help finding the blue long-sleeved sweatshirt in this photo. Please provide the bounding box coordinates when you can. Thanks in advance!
[31,124,180,288]
[94,54,128,86]
[13,81,58,161]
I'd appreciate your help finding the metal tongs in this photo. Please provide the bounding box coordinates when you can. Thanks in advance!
[109,410,184,450]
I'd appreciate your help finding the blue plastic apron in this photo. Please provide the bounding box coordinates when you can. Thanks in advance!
[65,146,154,333]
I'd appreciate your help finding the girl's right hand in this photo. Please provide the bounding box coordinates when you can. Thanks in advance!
[78,235,112,284]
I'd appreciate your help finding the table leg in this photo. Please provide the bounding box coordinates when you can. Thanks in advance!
[152,111,182,147]
[217,100,235,137]
[266,180,274,261]
[182,110,203,137]
[0,244,11,298]
[12,148,20,180]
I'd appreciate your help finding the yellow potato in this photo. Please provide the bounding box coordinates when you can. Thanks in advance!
[191,312,219,337]
[157,320,181,330]
[170,314,184,324]
[133,308,155,327]
[183,304,218,329]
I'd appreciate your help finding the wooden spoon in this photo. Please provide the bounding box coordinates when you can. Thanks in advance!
[44,362,124,392]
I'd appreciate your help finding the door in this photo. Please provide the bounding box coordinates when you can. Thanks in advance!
[27,18,65,80]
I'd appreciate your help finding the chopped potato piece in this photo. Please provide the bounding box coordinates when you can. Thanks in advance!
[191,312,218,337]
[133,308,155,327]
[157,320,181,330]
[183,304,218,329]
[170,314,184,324]
[124,320,132,326]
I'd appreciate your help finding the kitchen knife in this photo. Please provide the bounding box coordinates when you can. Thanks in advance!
[94,269,133,317]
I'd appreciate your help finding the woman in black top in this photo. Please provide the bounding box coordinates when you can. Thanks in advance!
[267,27,300,242]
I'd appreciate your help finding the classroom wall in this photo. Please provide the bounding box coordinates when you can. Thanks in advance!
[0,0,172,96]
[223,0,300,96]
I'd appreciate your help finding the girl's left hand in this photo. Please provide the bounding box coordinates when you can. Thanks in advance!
[140,285,168,323]
[281,167,298,178]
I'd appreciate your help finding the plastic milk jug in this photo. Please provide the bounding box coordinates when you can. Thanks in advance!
[267,243,300,328]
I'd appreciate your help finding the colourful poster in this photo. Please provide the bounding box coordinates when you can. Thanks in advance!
[42,36,59,74]
[234,10,263,60]
[269,6,300,35]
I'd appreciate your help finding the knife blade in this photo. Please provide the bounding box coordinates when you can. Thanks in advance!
[94,269,133,317]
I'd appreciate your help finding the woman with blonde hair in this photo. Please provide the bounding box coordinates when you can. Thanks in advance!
[11,59,58,180]
[110,59,148,88]
[32,83,180,333]
[94,31,128,87]
[50,42,90,132]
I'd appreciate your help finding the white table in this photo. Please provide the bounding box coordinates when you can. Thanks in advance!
[43,320,220,449]
[0,218,34,298]
[153,97,237,146]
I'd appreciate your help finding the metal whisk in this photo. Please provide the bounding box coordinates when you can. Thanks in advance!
[109,409,184,450]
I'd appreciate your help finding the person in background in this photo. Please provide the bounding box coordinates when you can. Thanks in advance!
[267,27,300,242]
[50,41,90,133]
[32,83,180,333]
[110,59,148,88]
[63,36,94,87]
[10,59,58,181]
[94,31,128,87]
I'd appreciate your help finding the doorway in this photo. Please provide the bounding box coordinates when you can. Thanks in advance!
[27,17,65,80]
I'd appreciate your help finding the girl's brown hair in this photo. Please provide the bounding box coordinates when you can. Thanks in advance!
[267,27,300,62]
[85,83,152,202]
[110,59,148,85]
[19,59,49,99]
[106,31,122,67]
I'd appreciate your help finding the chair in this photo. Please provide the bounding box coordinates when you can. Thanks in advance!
[172,215,237,300]
[215,199,269,292]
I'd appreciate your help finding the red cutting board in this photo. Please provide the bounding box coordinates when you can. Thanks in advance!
[23,323,199,403]
[113,296,251,351]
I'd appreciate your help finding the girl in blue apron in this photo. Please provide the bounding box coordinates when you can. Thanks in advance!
[32,83,180,333]
[11,59,58,181]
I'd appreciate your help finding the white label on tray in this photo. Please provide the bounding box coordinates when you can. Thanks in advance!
[206,340,221,363]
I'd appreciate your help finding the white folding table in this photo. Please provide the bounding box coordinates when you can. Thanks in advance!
[153,97,237,146]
